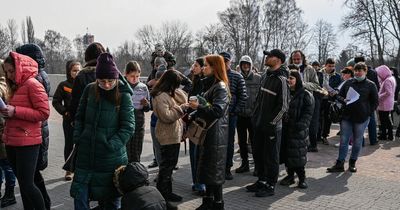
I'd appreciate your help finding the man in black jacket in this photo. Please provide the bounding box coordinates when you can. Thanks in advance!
[219,52,247,180]
[246,49,289,197]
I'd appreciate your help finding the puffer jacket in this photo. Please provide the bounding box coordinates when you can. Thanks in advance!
[281,88,314,168]
[3,52,50,147]
[16,43,51,170]
[152,89,187,145]
[196,76,230,185]
[70,75,135,201]
[239,55,261,117]
[376,65,396,111]
[0,60,7,159]
[227,68,247,114]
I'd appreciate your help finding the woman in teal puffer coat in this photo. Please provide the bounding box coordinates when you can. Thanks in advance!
[70,53,135,210]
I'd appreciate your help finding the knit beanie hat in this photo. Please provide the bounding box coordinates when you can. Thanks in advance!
[85,42,106,62]
[96,53,120,79]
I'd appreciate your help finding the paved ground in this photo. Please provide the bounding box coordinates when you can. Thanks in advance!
[2,103,400,210]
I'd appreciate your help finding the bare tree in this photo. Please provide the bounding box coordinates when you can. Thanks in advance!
[312,19,338,63]
[21,20,26,44]
[194,23,231,56]
[260,0,310,54]
[0,25,11,58]
[7,19,19,50]
[219,0,261,63]
[73,35,86,63]
[43,30,74,73]
[26,16,35,43]
[342,0,387,65]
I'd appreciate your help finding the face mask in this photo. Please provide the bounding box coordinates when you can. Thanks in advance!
[294,63,303,68]
[354,75,366,82]
[98,80,117,91]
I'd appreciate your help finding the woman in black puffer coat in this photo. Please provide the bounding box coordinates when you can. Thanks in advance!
[189,55,229,210]
[280,70,314,189]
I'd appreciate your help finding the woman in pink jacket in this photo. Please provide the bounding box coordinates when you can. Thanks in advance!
[1,52,50,210]
[376,65,396,141]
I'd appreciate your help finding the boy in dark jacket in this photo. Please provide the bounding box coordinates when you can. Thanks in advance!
[52,60,81,180]
[114,162,167,210]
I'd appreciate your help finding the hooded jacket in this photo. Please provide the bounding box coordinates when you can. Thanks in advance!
[52,63,74,119]
[376,65,396,111]
[70,75,135,200]
[3,52,50,147]
[115,163,166,210]
[239,56,261,117]
[16,43,51,170]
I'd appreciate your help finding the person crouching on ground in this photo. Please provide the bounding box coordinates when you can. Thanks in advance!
[114,162,167,210]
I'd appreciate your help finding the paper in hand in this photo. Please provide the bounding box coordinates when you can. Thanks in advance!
[0,97,6,109]
[346,87,360,105]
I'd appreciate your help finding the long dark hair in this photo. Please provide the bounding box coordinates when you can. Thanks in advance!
[289,70,303,91]
[94,80,121,109]
[150,70,182,98]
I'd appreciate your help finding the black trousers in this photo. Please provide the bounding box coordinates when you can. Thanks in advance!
[254,122,282,185]
[35,170,51,210]
[320,99,332,138]
[156,143,180,197]
[6,145,45,210]
[63,118,74,162]
[205,184,223,202]
[378,111,393,138]
[237,116,255,162]
[286,167,306,181]
[309,95,321,148]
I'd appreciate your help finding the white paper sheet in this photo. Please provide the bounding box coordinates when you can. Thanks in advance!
[346,87,360,105]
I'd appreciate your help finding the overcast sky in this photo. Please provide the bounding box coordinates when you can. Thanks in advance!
[1,0,349,53]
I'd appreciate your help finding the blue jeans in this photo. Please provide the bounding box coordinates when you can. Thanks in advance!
[226,114,237,168]
[74,184,120,210]
[151,126,161,165]
[338,118,370,161]
[368,112,377,144]
[0,158,16,187]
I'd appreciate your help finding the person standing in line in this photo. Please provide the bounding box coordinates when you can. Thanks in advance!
[289,50,320,152]
[186,58,206,195]
[151,70,188,210]
[71,53,135,210]
[376,65,396,141]
[246,49,289,197]
[0,59,17,208]
[124,61,150,162]
[2,52,50,210]
[189,55,230,210]
[218,51,247,181]
[16,43,52,210]
[52,60,81,181]
[235,55,261,174]
[327,62,378,173]
[280,70,314,189]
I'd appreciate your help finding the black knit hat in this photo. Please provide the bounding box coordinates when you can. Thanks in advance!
[16,44,46,68]
[85,42,106,62]
[96,53,120,79]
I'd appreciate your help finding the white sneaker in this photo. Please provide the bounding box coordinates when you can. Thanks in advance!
[334,143,340,148]
[348,145,352,150]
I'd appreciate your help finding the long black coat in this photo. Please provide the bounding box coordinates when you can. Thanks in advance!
[281,88,314,168]
[196,76,229,185]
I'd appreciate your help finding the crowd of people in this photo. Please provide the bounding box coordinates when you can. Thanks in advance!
[0,41,397,210]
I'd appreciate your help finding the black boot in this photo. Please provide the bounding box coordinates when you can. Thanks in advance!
[235,161,249,173]
[1,186,17,208]
[225,168,233,180]
[395,128,400,138]
[196,196,213,210]
[279,175,295,186]
[212,201,224,210]
[166,201,178,210]
[327,160,345,173]
[297,172,308,189]
[349,159,357,172]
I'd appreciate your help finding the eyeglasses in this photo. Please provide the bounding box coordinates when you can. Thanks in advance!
[98,79,117,85]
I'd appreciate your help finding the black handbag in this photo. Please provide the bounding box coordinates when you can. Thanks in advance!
[329,101,343,123]
[62,144,77,172]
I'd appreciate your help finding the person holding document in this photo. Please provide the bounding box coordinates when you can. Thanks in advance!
[327,62,378,173]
